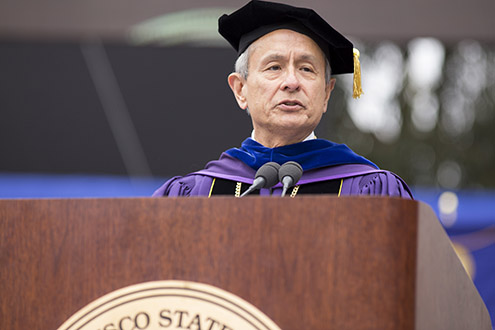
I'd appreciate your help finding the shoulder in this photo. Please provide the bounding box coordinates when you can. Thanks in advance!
[300,164,412,198]
[340,169,413,199]
[152,174,214,197]
[152,152,255,197]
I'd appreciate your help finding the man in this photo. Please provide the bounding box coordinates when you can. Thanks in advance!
[153,0,412,198]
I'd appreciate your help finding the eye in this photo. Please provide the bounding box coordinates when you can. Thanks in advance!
[268,65,281,71]
[301,66,315,73]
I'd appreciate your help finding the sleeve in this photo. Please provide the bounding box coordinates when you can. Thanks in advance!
[152,176,191,197]
[152,174,215,197]
[341,171,413,199]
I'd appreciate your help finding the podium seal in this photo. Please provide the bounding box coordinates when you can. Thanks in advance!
[57,280,281,330]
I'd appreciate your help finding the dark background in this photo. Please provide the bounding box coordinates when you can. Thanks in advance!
[0,42,251,177]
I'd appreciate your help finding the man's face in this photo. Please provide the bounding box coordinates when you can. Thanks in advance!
[229,29,335,146]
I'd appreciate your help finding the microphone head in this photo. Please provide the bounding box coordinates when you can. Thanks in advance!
[255,162,281,188]
[278,161,303,186]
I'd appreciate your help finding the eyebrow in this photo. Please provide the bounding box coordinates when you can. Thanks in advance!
[261,54,285,63]
[299,54,319,63]
[261,53,320,64]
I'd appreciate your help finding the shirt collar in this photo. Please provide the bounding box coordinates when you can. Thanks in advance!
[250,130,316,143]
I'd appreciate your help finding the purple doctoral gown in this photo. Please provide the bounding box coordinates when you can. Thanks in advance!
[153,152,412,198]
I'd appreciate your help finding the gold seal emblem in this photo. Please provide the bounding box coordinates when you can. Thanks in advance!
[57,280,281,330]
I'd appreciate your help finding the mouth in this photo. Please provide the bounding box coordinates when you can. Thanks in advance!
[277,100,304,110]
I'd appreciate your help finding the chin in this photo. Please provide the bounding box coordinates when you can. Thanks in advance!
[273,122,315,135]
[275,115,314,129]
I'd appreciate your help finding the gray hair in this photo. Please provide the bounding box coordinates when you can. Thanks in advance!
[234,45,332,85]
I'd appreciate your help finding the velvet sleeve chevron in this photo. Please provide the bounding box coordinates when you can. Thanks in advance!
[152,175,214,197]
[340,171,413,198]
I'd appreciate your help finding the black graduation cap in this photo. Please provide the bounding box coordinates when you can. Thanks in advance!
[218,0,363,98]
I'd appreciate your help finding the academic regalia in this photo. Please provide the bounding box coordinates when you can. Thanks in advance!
[153,1,411,198]
[153,138,412,198]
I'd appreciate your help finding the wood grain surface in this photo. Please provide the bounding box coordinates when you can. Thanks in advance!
[0,196,489,329]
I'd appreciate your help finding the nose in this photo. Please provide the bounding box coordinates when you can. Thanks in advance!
[281,68,300,92]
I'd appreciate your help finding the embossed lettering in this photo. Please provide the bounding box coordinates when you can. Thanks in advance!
[185,314,201,330]
[205,317,220,330]
[119,316,133,330]
[134,312,150,329]
[102,324,118,330]
[159,309,173,327]
[174,310,189,328]
[156,310,232,330]
[104,312,150,330]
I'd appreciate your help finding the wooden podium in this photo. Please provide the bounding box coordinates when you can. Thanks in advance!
[0,197,491,329]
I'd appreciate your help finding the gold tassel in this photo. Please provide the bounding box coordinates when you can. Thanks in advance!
[353,48,364,99]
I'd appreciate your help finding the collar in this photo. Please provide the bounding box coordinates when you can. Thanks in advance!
[226,138,378,171]
[250,131,316,144]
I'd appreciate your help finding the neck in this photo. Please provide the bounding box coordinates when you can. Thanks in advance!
[252,130,315,148]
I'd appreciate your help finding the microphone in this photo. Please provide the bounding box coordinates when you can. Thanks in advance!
[278,161,303,197]
[240,162,281,197]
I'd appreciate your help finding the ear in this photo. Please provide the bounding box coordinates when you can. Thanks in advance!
[322,78,336,113]
[228,73,248,110]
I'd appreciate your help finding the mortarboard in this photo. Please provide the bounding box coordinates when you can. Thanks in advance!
[218,0,363,98]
